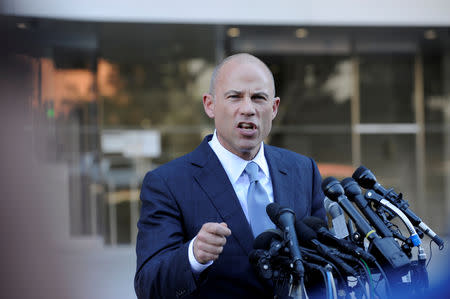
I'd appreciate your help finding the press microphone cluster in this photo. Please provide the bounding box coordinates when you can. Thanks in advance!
[248,166,444,299]
[352,166,444,250]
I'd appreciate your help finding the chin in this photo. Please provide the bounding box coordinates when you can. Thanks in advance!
[237,142,260,154]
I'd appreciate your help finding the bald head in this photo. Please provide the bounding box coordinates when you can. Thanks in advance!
[202,52,280,160]
[209,53,276,98]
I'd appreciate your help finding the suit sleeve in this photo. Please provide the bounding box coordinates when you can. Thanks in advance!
[309,158,327,221]
[134,171,198,299]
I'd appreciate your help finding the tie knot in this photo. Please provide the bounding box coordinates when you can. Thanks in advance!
[245,161,259,183]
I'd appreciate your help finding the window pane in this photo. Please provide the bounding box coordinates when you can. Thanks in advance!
[360,55,414,123]
[360,134,417,205]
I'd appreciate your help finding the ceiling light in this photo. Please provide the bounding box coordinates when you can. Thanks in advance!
[424,29,437,40]
[16,23,28,30]
[227,27,240,38]
[295,28,308,39]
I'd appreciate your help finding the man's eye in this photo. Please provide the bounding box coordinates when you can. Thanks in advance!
[253,96,267,101]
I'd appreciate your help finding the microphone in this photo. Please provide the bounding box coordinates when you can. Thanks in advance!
[266,203,304,277]
[324,197,349,239]
[341,177,394,238]
[249,249,273,279]
[364,190,421,247]
[295,219,358,276]
[353,165,444,249]
[322,177,410,270]
[253,229,285,257]
[303,216,376,263]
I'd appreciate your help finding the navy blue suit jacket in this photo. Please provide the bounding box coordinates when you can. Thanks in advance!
[135,135,326,298]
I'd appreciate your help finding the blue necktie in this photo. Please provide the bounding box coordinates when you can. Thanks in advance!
[245,161,274,237]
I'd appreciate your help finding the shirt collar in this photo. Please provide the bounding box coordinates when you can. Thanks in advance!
[208,130,270,183]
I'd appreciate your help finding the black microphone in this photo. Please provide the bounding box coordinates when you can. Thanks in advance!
[266,203,304,277]
[295,219,358,276]
[253,229,285,257]
[249,249,273,279]
[303,216,376,263]
[322,177,410,270]
[322,177,374,236]
[341,177,394,238]
[353,165,444,249]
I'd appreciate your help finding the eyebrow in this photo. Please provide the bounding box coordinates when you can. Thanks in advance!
[253,91,270,98]
[224,90,242,97]
[224,90,270,98]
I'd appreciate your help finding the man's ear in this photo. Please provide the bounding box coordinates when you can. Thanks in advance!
[271,97,280,120]
[203,93,215,119]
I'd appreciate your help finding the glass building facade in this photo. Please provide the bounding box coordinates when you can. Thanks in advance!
[3,17,450,247]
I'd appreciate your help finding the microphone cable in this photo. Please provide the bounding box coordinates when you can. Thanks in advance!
[300,247,351,298]
[325,265,338,299]
[304,262,330,299]
[426,239,434,268]
[373,260,392,298]
[365,190,421,247]
[325,270,333,299]
[358,258,375,299]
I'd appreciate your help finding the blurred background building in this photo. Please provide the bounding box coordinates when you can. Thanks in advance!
[1,1,450,298]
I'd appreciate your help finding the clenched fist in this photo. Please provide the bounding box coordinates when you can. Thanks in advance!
[193,222,231,264]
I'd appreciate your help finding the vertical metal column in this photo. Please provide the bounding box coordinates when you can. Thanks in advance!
[351,56,361,168]
[215,25,226,64]
[130,176,140,245]
[90,183,98,235]
[442,52,450,230]
[108,179,118,245]
[414,52,426,218]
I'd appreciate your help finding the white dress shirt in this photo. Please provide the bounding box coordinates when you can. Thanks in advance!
[189,131,274,273]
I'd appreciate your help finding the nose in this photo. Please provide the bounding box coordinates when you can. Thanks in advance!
[239,96,256,116]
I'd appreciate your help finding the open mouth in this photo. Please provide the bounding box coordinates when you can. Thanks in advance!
[238,122,256,130]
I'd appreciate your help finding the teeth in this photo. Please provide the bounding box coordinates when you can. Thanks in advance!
[240,123,253,129]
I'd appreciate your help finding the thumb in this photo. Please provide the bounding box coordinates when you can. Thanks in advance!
[219,222,231,236]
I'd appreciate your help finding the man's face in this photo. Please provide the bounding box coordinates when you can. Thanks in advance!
[203,60,280,160]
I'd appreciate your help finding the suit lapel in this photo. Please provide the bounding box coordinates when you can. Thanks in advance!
[265,146,295,210]
[190,136,254,255]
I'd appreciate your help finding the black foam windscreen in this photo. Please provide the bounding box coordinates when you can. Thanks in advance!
[303,216,328,231]
[322,176,337,191]
[341,177,360,193]
[295,219,318,245]
[253,229,283,250]
[266,202,281,224]
[351,166,377,189]
[352,165,368,181]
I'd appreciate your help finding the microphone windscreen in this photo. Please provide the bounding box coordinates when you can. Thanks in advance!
[352,165,368,181]
[253,229,283,250]
[303,216,327,231]
[340,177,355,189]
[295,219,317,245]
[249,249,264,264]
[266,202,280,223]
[322,176,337,190]
[322,176,345,199]
[352,166,378,189]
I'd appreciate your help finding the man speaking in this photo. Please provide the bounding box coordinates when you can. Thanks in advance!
[135,53,326,298]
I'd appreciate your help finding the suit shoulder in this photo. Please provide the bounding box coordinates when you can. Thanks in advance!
[266,144,316,164]
[143,152,192,181]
